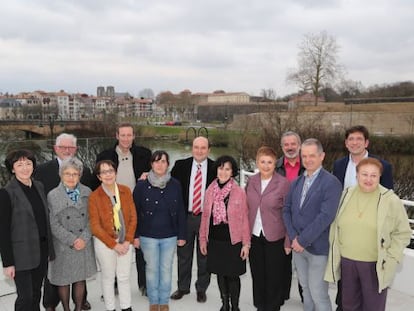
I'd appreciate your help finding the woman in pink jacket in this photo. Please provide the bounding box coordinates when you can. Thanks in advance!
[199,155,250,311]
[246,146,291,311]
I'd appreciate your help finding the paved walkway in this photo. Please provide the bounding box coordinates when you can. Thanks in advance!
[1,257,413,311]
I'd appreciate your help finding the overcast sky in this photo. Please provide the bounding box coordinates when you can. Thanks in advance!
[0,0,413,97]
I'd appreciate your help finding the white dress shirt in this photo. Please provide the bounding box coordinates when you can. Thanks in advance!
[188,159,208,212]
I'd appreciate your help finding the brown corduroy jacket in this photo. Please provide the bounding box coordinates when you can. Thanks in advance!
[89,184,137,249]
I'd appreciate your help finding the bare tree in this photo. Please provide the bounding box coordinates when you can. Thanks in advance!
[260,88,277,100]
[337,79,365,98]
[287,31,343,105]
[156,91,177,119]
[403,114,414,134]
[176,90,195,121]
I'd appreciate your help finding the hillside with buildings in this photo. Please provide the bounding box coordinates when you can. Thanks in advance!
[1,87,414,135]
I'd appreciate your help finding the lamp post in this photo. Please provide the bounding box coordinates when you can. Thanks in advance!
[48,115,55,141]
[47,114,63,141]
[42,97,50,122]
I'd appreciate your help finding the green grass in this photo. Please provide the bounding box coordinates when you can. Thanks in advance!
[135,125,241,147]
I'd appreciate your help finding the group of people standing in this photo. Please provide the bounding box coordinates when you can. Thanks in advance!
[0,123,411,311]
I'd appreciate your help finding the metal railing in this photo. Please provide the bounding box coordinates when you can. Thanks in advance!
[402,200,414,242]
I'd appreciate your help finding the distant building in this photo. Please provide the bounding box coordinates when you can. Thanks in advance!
[0,98,21,119]
[132,98,153,117]
[287,93,325,108]
[206,92,251,105]
[97,86,105,97]
[106,86,115,97]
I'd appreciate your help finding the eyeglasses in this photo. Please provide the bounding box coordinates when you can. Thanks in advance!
[100,169,115,176]
[63,172,80,178]
[14,161,33,169]
[56,145,77,151]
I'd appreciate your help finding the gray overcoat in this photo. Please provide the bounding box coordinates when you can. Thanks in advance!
[47,182,97,286]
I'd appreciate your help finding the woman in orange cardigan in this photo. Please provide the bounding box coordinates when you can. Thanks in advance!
[89,160,137,311]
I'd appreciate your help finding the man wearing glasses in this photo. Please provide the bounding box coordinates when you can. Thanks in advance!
[34,133,94,311]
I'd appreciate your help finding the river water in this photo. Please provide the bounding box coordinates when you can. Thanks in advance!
[0,137,240,187]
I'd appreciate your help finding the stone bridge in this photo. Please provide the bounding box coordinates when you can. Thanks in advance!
[0,120,106,138]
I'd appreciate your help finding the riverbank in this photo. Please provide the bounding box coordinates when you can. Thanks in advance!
[136,125,233,147]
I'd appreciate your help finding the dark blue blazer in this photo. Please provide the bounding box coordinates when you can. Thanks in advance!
[283,168,342,256]
[134,178,187,241]
[332,153,393,189]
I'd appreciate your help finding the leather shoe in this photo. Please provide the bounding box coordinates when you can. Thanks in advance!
[170,289,190,300]
[197,291,207,303]
[82,301,91,310]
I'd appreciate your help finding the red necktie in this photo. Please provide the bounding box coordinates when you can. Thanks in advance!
[192,164,202,215]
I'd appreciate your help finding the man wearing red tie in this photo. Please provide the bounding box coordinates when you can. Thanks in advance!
[170,136,215,303]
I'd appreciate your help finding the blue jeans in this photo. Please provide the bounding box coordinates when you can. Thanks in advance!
[140,236,177,305]
[293,250,331,311]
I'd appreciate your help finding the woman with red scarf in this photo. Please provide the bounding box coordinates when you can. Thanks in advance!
[199,155,250,311]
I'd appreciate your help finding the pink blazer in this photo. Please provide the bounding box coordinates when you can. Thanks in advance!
[246,172,291,248]
[199,179,250,248]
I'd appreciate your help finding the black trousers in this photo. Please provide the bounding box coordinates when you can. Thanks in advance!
[42,277,60,308]
[281,251,293,301]
[249,235,286,311]
[335,279,343,311]
[135,247,147,289]
[176,213,210,292]
[14,247,48,311]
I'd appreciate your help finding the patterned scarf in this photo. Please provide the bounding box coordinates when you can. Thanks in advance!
[212,178,234,225]
[65,185,80,203]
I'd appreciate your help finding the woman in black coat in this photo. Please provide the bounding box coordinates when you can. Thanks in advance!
[0,149,54,311]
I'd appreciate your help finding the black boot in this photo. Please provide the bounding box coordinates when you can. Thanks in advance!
[228,276,241,311]
[217,275,230,311]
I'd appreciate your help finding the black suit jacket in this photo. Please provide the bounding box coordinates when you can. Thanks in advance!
[171,157,215,209]
[95,143,151,184]
[0,177,55,270]
[332,153,394,189]
[276,155,305,179]
[34,158,95,194]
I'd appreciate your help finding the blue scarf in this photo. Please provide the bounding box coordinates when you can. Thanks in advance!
[65,185,80,203]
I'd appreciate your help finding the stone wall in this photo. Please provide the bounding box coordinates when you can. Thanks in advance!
[231,108,414,135]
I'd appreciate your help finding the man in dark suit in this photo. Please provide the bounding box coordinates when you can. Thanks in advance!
[332,125,393,311]
[96,122,151,297]
[34,133,94,311]
[333,125,393,190]
[170,136,215,303]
